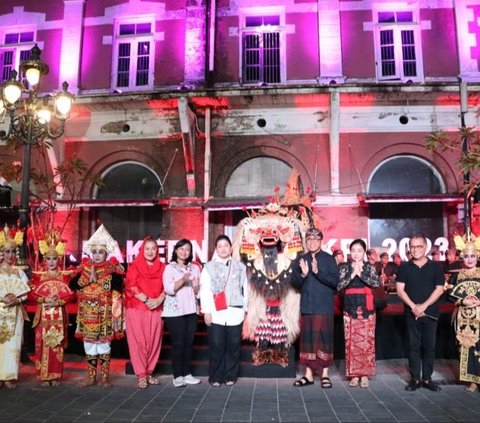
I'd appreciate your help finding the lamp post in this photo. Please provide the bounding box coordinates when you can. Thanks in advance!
[460,80,470,236]
[0,44,74,262]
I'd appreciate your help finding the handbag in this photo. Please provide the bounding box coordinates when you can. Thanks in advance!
[213,260,231,311]
[213,290,228,311]
[373,285,388,310]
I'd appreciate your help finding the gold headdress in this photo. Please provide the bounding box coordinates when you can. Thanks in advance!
[38,228,66,257]
[0,224,24,250]
[453,231,480,257]
[84,224,118,255]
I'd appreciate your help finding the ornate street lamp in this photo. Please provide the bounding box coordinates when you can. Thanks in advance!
[0,44,74,262]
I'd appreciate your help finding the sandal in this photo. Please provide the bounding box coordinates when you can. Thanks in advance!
[360,376,369,388]
[321,377,332,389]
[4,381,16,390]
[293,376,314,387]
[465,383,478,393]
[137,377,148,389]
[349,377,359,387]
[209,381,221,388]
[147,375,161,385]
[225,380,236,386]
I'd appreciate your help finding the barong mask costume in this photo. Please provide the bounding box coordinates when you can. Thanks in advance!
[232,170,316,366]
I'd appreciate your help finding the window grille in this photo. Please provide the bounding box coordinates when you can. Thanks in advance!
[0,31,34,82]
[376,11,421,81]
[242,15,282,84]
[113,21,153,91]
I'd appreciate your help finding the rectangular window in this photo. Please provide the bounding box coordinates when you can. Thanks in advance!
[242,15,282,84]
[113,21,154,91]
[0,31,34,82]
[375,11,421,81]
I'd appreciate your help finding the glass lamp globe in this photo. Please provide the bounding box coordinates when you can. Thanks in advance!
[3,82,22,105]
[54,83,74,119]
[37,107,52,124]
[25,67,41,87]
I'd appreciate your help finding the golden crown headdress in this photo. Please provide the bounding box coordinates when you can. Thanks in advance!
[38,228,66,257]
[453,231,480,256]
[0,224,24,249]
[84,224,118,255]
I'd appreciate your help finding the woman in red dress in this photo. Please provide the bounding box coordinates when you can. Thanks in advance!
[125,236,166,388]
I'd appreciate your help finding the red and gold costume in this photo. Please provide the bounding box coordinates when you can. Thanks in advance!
[29,271,75,382]
[73,257,124,343]
[70,224,124,388]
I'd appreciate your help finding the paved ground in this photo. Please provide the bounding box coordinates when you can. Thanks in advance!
[0,356,479,423]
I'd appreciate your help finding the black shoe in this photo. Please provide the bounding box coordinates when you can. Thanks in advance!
[423,380,441,392]
[405,380,421,391]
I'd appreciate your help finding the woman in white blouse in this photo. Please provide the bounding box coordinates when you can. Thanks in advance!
[163,239,202,387]
[199,235,248,387]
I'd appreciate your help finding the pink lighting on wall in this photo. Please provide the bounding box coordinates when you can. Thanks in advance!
[468,5,480,68]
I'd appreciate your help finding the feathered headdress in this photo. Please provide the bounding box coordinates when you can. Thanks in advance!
[38,228,66,257]
[453,231,480,257]
[0,224,24,249]
[84,224,118,255]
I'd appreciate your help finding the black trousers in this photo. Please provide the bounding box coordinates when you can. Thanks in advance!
[405,312,438,381]
[207,322,242,384]
[164,313,198,378]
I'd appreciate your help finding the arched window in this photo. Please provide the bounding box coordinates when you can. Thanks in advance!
[95,162,161,199]
[368,155,444,195]
[366,156,446,259]
[225,157,292,197]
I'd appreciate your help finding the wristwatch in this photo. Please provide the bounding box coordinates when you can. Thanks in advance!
[144,297,149,303]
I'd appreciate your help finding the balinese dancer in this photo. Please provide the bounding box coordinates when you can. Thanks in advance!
[232,171,311,366]
[29,230,76,386]
[70,224,124,388]
[0,225,30,389]
[338,239,380,388]
[449,233,480,392]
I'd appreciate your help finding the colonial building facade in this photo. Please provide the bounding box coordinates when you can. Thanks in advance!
[0,0,479,262]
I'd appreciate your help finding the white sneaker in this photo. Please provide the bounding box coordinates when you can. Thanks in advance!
[183,374,201,385]
[173,376,186,388]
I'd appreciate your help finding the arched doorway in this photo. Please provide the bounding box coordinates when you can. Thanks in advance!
[367,155,447,258]
[93,162,162,261]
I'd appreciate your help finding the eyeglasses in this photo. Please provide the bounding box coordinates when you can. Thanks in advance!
[91,249,106,255]
[464,254,477,259]
[409,245,425,250]
[306,237,321,242]
[3,249,16,254]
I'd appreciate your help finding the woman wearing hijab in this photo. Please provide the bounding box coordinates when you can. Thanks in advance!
[125,237,166,389]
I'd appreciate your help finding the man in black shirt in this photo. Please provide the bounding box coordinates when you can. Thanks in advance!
[396,234,445,392]
[291,228,339,389]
